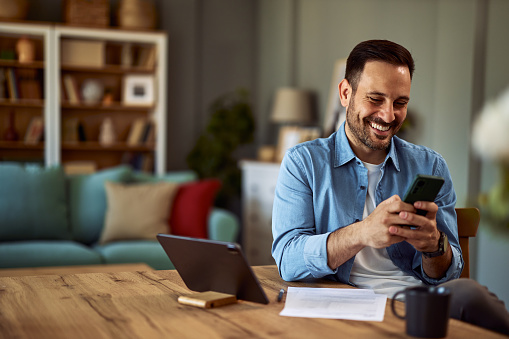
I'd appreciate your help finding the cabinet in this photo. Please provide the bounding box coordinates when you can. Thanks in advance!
[0,22,167,174]
[240,160,281,266]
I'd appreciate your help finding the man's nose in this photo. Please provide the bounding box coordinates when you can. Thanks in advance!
[379,103,395,122]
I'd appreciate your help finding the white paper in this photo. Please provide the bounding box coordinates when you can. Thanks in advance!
[279,287,387,322]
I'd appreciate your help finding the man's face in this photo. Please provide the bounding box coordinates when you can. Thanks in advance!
[341,61,411,154]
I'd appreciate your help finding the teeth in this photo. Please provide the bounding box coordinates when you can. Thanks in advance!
[370,122,390,131]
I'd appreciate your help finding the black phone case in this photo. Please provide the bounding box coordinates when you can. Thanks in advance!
[403,174,445,216]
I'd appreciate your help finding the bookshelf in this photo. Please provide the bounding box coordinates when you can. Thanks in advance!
[0,22,50,165]
[0,22,167,174]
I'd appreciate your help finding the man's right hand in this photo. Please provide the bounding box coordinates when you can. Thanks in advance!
[326,195,412,270]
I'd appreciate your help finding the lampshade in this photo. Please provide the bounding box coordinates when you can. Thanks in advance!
[271,87,313,124]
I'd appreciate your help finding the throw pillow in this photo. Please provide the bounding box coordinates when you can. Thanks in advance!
[169,179,221,238]
[99,181,179,244]
[67,165,133,244]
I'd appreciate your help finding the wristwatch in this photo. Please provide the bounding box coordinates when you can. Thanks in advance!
[422,231,448,258]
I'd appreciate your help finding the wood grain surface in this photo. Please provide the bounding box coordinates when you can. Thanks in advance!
[0,265,505,338]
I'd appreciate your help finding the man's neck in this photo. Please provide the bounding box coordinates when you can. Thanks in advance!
[344,132,388,165]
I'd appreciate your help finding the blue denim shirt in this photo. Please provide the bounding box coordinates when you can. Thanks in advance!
[272,122,463,286]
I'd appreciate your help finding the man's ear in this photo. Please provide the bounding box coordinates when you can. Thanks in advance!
[338,79,351,108]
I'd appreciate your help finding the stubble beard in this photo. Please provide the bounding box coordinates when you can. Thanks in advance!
[346,98,398,151]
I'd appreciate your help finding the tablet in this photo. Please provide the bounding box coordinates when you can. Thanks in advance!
[156,234,269,304]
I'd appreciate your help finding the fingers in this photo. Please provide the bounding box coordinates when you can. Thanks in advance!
[414,201,438,214]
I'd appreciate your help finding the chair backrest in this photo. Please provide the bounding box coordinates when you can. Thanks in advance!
[455,207,480,278]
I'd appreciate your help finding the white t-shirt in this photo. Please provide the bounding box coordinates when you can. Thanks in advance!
[349,161,424,298]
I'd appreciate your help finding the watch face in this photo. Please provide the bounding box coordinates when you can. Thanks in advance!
[440,232,448,253]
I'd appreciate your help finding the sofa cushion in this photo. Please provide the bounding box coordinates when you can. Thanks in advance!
[99,181,179,244]
[0,164,69,241]
[68,165,133,244]
[0,241,102,268]
[94,240,174,270]
[170,179,221,238]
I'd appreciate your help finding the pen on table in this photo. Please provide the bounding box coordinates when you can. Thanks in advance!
[277,288,285,302]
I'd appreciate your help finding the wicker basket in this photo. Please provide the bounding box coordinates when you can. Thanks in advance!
[64,0,110,27]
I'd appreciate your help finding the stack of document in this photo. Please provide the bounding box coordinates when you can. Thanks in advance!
[280,287,387,322]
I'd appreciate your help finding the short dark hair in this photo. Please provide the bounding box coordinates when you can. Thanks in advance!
[345,40,415,92]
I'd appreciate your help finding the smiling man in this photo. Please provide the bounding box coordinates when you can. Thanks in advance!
[272,40,509,335]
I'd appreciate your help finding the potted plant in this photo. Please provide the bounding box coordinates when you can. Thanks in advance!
[187,88,255,208]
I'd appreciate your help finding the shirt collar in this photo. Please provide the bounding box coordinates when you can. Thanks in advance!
[334,121,401,172]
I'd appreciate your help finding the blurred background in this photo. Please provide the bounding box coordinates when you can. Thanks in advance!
[11,0,509,308]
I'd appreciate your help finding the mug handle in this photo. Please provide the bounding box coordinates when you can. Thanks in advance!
[391,290,406,319]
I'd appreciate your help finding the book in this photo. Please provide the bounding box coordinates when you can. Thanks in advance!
[17,68,42,101]
[5,68,19,101]
[24,117,44,144]
[63,74,80,104]
[140,121,153,143]
[137,46,156,69]
[0,67,6,99]
[127,118,147,146]
[63,118,80,142]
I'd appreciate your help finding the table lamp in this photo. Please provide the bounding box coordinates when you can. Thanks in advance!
[268,87,315,162]
[271,87,313,125]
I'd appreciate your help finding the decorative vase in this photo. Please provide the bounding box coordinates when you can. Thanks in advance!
[3,111,18,141]
[99,118,116,146]
[16,37,35,63]
[117,0,156,30]
[81,79,104,105]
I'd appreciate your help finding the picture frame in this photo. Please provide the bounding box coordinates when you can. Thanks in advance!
[275,126,321,162]
[24,116,44,144]
[323,58,347,137]
[123,74,155,106]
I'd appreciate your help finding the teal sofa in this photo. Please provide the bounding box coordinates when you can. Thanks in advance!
[0,163,239,270]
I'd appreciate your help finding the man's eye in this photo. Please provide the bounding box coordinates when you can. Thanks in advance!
[369,97,383,103]
[395,101,408,107]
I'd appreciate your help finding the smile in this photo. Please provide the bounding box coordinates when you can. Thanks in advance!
[370,122,390,132]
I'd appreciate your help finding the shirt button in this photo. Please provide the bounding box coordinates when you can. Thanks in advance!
[360,186,366,190]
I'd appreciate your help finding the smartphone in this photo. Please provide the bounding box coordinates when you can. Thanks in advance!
[403,175,445,227]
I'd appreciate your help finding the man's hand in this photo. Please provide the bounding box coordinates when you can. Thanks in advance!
[327,195,452,279]
[388,200,452,279]
[359,195,414,248]
[327,195,414,270]
[388,200,441,252]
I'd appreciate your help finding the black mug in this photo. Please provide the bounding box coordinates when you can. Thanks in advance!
[391,286,451,338]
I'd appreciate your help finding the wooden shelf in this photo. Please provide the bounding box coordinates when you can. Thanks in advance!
[0,100,44,108]
[0,141,44,150]
[0,60,44,69]
[61,64,154,74]
[61,102,154,111]
[61,141,154,152]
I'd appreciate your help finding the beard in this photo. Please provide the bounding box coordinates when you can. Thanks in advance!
[345,98,401,151]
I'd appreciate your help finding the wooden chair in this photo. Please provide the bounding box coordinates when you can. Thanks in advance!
[455,207,480,278]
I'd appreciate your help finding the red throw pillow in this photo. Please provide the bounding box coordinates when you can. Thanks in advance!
[169,179,221,238]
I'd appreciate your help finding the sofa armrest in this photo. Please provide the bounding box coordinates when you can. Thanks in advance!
[207,208,239,242]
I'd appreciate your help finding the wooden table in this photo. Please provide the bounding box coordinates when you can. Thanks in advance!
[0,263,152,277]
[0,265,504,338]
